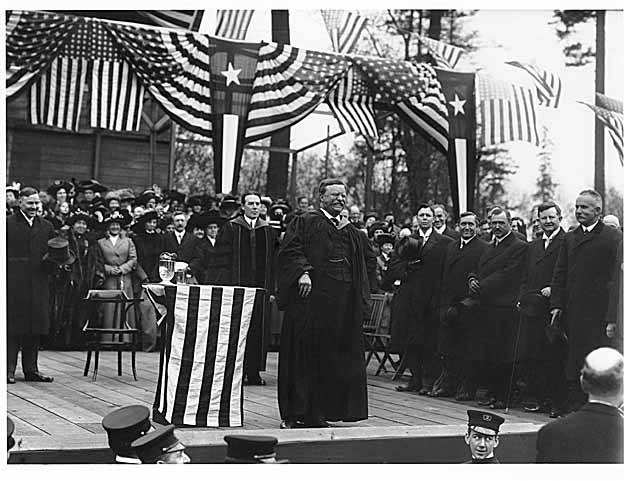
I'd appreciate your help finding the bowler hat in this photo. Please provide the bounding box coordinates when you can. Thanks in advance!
[518,290,550,318]
[47,237,76,265]
[102,405,151,458]
[224,434,278,463]
[46,180,73,197]
[7,417,15,451]
[131,425,185,464]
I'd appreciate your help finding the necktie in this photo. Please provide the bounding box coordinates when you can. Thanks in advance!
[544,238,549,250]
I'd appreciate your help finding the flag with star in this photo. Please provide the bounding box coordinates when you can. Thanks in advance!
[435,68,477,218]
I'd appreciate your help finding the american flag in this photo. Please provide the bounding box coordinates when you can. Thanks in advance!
[104,23,212,137]
[580,93,624,165]
[6,10,80,99]
[215,10,254,40]
[151,284,263,427]
[506,61,562,108]
[326,67,378,138]
[246,44,350,143]
[417,35,464,70]
[475,72,540,149]
[137,10,204,31]
[88,20,144,131]
[321,10,368,54]
[351,56,449,153]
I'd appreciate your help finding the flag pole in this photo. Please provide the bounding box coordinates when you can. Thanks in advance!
[594,10,606,199]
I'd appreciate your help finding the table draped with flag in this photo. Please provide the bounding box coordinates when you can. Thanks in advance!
[144,283,264,427]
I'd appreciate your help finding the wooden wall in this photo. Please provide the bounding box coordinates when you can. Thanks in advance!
[6,86,173,192]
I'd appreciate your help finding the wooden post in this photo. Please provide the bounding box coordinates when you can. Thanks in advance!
[324,125,331,178]
[93,132,102,179]
[168,123,177,189]
[288,152,298,204]
[594,10,606,199]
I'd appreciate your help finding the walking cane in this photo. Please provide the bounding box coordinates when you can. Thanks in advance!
[505,310,524,413]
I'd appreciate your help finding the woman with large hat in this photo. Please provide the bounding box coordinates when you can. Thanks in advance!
[131,210,164,351]
[97,211,137,341]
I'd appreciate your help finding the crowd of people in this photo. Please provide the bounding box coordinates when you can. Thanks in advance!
[5,177,623,452]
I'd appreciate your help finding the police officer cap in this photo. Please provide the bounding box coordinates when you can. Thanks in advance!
[102,405,151,456]
[467,410,505,435]
[224,434,278,463]
[7,417,15,451]
[131,425,185,464]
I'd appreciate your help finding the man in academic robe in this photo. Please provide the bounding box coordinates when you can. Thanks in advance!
[431,211,488,400]
[468,206,528,409]
[212,193,278,386]
[162,211,197,263]
[550,189,623,410]
[517,201,567,418]
[277,179,375,428]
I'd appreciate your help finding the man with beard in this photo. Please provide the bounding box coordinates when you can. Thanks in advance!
[213,193,278,386]
[550,189,623,410]
[517,201,567,418]
[432,204,460,240]
[7,187,56,384]
[432,212,488,400]
[468,206,527,409]
[277,179,374,428]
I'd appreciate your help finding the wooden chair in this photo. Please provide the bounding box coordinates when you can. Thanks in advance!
[82,290,143,381]
[364,293,400,375]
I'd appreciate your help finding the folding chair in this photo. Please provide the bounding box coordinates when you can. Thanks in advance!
[364,293,400,375]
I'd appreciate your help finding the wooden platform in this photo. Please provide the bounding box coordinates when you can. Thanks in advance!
[7,350,549,463]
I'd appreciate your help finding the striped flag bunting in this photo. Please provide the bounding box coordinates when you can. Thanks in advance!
[6,10,81,99]
[506,61,562,108]
[151,284,264,427]
[326,67,378,138]
[215,10,254,40]
[475,72,540,149]
[417,34,464,70]
[89,21,144,131]
[321,10,368,54]
[246,44,351,143]
[136,10,204,31]
[580,93,624,165]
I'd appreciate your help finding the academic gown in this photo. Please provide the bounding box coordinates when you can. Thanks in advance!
[276,210,374,423]
[212,216,278,373]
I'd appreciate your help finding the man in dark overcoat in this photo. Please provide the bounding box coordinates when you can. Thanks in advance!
[7,187,56,384]
[162,211,197,263]
[468,206,527,409]
[535,347,624,463]
[431,211,487,400]
[550,189,623,409]
[213,193,278,386]
[517,201,567,417]
[277,179,375,428]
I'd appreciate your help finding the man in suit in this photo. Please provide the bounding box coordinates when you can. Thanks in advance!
[468,206,528,409]
[431,212,488,399]
[550,189,623,410]
[536,347,624,463]
[433,204,460,240]
[517,201,567,418]
[464,410,505,464]
[189,212,226,284]
[7,187,56,384]
[162,211,197,263]
[396,205,451,394]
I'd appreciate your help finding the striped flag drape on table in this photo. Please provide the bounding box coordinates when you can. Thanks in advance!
[321,10,368,54]
[153,285,263,427]
[326,68,378,138]
[136,10,204,31]
[580,93,624,165]
[6,10,81,99]
[215,10,254,40]
[506,61,562,108]
[28,56,87,130]
[417,35,464,70]
[475,72,540,149]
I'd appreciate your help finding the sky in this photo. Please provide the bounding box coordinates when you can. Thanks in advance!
[206,7,624,218]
